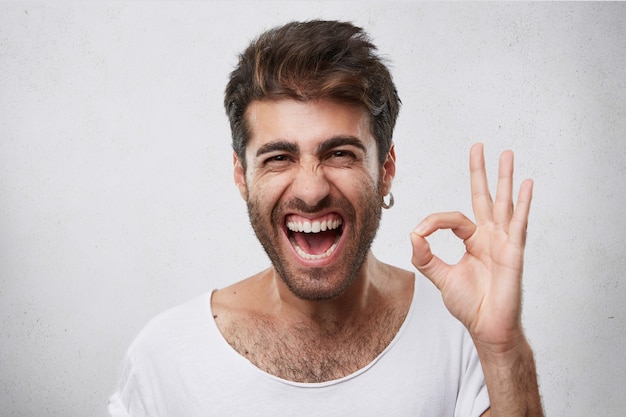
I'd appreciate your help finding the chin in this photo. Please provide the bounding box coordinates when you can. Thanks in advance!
[276,263,359,301]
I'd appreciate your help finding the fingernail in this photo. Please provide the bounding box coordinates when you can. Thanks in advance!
[413,223,427,235]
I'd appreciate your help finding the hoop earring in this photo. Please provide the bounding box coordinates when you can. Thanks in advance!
[381,192,394,209]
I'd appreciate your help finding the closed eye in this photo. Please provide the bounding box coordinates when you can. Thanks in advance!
[268,154,289,162]
[329,150,356,159]
[323,149,360,168]
[263,154,294,169]
[256,141,299,169]
[318,137,366,167]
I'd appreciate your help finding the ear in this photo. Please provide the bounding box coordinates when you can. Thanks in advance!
[380,144,396,196]
[233,151,248,201]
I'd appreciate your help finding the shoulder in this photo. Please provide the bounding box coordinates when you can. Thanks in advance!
[143,293,211,334]
[112,292,233,415]
[124,293,214,364]
[211,268,274,318]
[405,276,472,345]
[395,276,485,387]
[370,260,415,308]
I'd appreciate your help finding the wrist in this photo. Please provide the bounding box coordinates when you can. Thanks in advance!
[473,332,532,368]
[475,337,544,417]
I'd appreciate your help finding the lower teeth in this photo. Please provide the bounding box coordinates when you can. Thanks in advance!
[293,241,338,260]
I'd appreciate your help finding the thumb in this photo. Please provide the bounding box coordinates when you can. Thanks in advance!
[410,231,449,291]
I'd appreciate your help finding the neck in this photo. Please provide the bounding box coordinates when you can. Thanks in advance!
[270,251,383,327]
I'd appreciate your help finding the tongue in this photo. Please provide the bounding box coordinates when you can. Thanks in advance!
[293,230,337,255]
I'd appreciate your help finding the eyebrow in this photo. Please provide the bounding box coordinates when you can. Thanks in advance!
[255,136,367,158]
[317,136,367,155]
[256,141,299,157]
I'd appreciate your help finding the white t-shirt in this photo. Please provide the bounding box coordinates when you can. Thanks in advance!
[109,277,489,417]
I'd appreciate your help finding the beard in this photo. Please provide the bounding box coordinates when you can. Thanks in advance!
[246,182,383,301]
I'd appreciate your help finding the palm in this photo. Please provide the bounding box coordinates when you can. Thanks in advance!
[411,143,533,352]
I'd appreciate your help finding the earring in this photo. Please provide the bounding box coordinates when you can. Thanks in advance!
[382,192,394,209]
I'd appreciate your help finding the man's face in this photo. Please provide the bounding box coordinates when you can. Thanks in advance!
[234,99,395,301]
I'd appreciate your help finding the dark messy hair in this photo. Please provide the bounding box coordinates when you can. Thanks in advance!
[224,20,401,169]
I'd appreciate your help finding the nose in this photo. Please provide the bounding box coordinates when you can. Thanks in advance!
[290,162,331,208]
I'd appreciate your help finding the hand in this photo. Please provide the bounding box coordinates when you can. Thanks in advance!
[410,143,534,355]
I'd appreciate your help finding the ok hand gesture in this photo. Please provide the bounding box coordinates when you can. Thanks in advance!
[410,143,534,354]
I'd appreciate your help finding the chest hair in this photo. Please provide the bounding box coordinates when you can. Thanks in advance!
[217,304,408,383]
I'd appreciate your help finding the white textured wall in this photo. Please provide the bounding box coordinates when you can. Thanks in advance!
[1,2,624,415]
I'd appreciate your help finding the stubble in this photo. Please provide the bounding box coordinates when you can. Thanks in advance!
[246,182,383,301]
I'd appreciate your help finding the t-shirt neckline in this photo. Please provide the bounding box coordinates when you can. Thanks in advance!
[206,277,417,388]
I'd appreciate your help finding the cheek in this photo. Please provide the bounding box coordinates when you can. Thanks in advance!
[327,168,379,195]
[247,173,292,204]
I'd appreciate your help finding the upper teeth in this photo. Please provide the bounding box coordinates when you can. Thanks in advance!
[287,218,342,233]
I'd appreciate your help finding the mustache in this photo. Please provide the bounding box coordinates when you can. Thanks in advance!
[281,196,335,214]
[272,196,355,221]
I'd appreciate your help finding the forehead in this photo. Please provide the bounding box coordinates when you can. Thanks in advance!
[245,99,373,151]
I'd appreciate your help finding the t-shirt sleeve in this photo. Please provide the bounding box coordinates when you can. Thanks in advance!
[107,294,214,417]
[107,353,154,417]
[108,391,131,417]
[454,331,490,417]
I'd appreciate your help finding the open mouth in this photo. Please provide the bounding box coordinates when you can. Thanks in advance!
[285,214,343,261]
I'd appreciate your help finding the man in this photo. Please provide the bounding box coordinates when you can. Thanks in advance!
[109,20,543,416]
